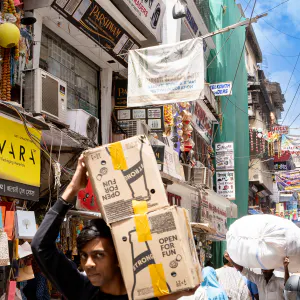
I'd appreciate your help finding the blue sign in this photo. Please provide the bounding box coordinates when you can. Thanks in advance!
[185,8,198,35]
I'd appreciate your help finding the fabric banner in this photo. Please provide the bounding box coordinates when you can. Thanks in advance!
[128,38,204,107]
[281,135,300,153]
[276,170,300,191]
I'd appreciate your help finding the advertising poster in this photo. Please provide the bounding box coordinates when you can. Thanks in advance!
[51,0,140,67]
[216,171,235,200]
[0,116,41,201]
[215,142,234,170]
[128,38,204,106]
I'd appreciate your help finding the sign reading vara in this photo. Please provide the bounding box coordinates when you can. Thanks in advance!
[0,116,41,201]
[51,0,140,67]
[216,171,235,200]
[210,82,232,96]
[128,37,204,106]
[215,142,234,170]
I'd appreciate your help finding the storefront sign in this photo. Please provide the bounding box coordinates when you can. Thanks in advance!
[116,106,164,132]
[51,0,140,67]
[191,100,215,144]
[0,116,41,201]
[128,37,204,106]
[115,80,127,108]
[200,192,227,240]
[152,145,165,165]
[210,82,232,96]
[215,142,234,170]
[112,0,165,41]
[184,7,198,36]
[272,126,289,135]
[216,171,235,200]
[274,162,288,171]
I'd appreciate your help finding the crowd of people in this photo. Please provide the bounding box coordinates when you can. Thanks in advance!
[30,157,300,300]
[180,253,294,300]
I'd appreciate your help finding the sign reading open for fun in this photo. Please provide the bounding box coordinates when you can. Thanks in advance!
[0,116,41,201]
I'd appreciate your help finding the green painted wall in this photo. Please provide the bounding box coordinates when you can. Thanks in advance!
[207,0,249,268]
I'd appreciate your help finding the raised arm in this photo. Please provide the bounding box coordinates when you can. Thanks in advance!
[31,156,89,300]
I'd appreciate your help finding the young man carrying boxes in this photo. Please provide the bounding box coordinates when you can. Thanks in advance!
[32,135,201,300]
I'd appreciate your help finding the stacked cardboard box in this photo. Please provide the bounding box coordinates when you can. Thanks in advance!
[83,135,201,300]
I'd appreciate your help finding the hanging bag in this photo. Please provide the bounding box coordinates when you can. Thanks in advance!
[0,230,10,266]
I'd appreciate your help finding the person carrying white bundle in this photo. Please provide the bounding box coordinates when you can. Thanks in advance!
[226,252,290,300]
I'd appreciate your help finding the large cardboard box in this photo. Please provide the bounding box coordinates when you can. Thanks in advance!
[83,135,169,224]
[112,206,202,300]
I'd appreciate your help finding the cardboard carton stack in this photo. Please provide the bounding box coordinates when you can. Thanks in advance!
[83,135,201,300]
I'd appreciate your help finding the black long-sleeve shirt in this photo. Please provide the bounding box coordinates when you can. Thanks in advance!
[31,198,129,300]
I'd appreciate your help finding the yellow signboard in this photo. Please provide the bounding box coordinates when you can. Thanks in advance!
[0,116,41,201]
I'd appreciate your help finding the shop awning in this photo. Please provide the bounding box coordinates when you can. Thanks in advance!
[191,223,217,235]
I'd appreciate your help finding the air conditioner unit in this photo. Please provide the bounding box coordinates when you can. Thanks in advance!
[66,109,99,144]
[193,167,213,189]
[117,120,151,138]
[24,68,67,123]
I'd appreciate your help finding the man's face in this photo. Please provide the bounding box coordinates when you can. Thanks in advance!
[80,237,120,287]
[262,269,274,280]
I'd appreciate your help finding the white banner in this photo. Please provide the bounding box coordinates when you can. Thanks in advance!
[128,38,204,107]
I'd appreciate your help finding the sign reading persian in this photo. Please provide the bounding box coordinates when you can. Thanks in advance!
[51,0,140,67]
[128,38,204,106]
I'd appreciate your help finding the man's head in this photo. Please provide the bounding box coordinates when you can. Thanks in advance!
[261,269,274,281]
[77,219,120,288]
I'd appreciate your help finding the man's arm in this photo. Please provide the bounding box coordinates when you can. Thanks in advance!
[284,257,290,285]
[31,156,89,300]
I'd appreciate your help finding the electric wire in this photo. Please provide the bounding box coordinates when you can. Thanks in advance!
[281,83,300,124]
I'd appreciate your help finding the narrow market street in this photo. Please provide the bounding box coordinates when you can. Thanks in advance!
[0,0,300,299]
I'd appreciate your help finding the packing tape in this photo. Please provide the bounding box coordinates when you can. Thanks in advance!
[148,263,169,297]
[108,142,128,170]
[132,200,152,242]
[132,200,148,215]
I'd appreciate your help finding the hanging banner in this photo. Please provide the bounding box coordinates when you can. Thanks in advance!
[0,116,41,201]
[51,0,141,67]
[215,142,234,170]
[281,135,300,153]
[128,37,204,106]
[190,100,216,144]
[209,82,232,96]
[216,171,235,200]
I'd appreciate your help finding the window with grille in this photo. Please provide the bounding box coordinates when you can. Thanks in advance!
[40,26,100,117]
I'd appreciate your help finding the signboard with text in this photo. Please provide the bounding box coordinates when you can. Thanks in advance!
[215,142,234,170]
[191,100,215,144]
[51,0,140,67]
[272,126,289,135]
[128,38,204,106]
[114,80,127,108]
[210,82,232,96]
[0,116,41,201]
[216,171,235,200]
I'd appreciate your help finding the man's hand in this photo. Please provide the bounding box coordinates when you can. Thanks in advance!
[284,257,290,269]
[224,251,232,263]
[158,286,199,300]
[62,155,88,203]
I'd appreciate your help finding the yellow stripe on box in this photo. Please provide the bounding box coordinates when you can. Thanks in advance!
[108,142,128,170]
[132,200,148,215]
[134,214,152,242]
[148,264,169,297]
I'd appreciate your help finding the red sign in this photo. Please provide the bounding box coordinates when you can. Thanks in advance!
[77,180,100,212]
